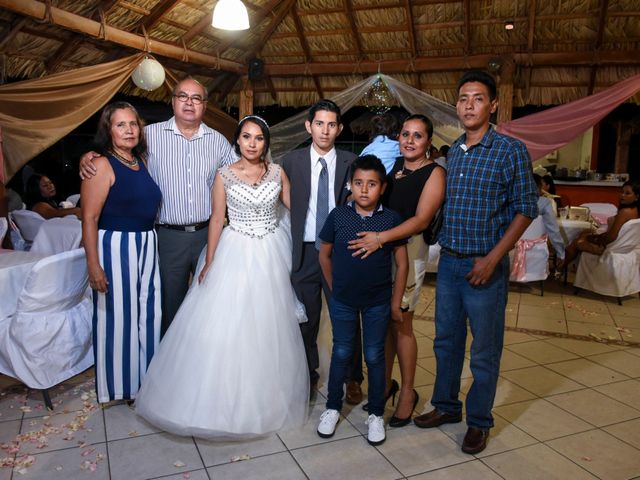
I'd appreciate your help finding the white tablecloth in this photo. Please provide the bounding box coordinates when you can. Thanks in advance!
[0,251,48,318]
[30,217,82,255]
[558,218,593,244]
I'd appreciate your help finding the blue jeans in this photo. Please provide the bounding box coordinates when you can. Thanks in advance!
[326,298,390,416]
[431,253,509,429]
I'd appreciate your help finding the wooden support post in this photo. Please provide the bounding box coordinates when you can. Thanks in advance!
[614,122,631,174]
[239,77,254,119]
[497,58,515,125]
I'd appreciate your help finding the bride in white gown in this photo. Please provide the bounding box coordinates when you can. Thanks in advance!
[135,116,309,439]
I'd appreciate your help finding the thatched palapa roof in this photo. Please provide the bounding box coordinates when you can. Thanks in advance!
[1,0,639,110]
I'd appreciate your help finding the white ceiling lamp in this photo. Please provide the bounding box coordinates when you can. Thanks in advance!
[212,0,250,31]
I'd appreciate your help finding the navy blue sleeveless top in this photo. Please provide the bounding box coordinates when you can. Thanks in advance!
[98,155,162,232]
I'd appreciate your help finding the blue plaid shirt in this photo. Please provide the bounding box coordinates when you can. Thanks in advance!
[439,127,538,255]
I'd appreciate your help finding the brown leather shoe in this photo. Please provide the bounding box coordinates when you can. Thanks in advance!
[461,427,489,454]
[345,381,363,405]
[413,409,462,428]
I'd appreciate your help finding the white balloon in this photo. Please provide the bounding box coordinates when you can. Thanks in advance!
[131,57,165,91]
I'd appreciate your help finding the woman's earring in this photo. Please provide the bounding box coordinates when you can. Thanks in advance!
[426,150,431,160]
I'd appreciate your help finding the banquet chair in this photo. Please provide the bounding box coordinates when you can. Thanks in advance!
[0,248,93,409]
[9,209,46,248]
[66,194,81,206]
[425,242,441,273]
[509,216,549,296]
[574,219,640,304]
[0,217,7,244]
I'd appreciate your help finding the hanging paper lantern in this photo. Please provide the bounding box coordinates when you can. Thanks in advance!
[131,57,165,91]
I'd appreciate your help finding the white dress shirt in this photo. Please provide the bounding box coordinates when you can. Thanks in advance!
[303,146,337,242]
[145,117,237,225]
[538,196,565,259]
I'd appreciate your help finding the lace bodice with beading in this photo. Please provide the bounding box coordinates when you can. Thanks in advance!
[219,163,282,238]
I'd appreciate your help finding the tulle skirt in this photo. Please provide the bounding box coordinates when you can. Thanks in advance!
[135,220,309,439]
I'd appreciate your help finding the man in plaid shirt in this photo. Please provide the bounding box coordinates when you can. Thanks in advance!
[414,70,538,454]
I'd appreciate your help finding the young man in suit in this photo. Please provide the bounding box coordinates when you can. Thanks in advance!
[282,100,363,402]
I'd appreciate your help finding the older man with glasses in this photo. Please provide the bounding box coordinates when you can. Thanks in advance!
[80,76,236,333]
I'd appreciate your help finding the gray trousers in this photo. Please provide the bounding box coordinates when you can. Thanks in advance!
[156,226,208,335]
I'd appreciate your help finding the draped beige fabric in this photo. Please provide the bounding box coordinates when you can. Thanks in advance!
[0,53,238,182]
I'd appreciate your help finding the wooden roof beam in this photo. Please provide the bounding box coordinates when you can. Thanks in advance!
[527,0,537,52]
[265,50,640,76]
[462,0,471,55]
[117,1,150,16]
[0,0,245,73]
[403,0,417,57]
[139,0,181,31]
[243,0,296,61]
[264,75,278,102]
[291,4,322,99]
[216,73,239,103]
[344,0,363,59]
[589,0,609,94]
[0,16,27,50]
[209,0,282,56]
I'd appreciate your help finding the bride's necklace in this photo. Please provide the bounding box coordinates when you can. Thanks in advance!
[110,150,138,168]
[238,163,266,186]
[395,157,430,179]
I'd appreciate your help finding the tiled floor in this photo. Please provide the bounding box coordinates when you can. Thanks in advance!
[1,276,639,479]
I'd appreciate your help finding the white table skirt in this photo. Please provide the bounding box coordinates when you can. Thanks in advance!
[558,218,593,245]
[0,251,48,318]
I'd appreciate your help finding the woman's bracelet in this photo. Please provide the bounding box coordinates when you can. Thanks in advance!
[376,232,384,249]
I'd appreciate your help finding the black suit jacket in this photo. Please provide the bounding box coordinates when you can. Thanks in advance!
[282,146,356,272]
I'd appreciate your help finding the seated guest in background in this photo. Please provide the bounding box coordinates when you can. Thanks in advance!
[360,112,402,174]
[541,173,562,211]
[26,174,80,219]
[541,174,557,195]
[434,144,449,169]
[533,174,565,263]
[561,180,639,268]
[81,101,162,405]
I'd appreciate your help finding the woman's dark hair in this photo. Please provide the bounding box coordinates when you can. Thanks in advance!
[623,180,640,194]
[403,114,434,140]
[233,115,270,161]
[457,70,497,101]
[94,102,148,160]
[307,99,342,125]
[350,155,387,183]
[25,174,54,209]
[542,174,556,194]
[532,173,543,189]
[368,112,400,142]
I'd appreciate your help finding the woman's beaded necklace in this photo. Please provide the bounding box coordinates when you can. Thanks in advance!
[109,150,139,168]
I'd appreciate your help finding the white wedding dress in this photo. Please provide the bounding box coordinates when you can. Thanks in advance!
[135,164,309,439]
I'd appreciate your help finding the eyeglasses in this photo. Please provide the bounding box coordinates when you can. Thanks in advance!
[173,93,206,105]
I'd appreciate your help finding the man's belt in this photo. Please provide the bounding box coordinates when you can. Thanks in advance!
[157,221,209,233]
[440,246,482,259]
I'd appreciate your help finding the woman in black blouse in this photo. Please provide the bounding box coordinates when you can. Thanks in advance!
[351,114,446,427]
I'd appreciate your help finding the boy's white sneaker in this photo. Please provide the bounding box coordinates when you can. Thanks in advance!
[366,414,386,446]
[317,409,340,438]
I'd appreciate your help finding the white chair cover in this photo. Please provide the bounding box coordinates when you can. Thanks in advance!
[574,219,640,298]
[66,194,81,206]
[30,217,82,255]
[509,216,550,282]
[0,248,93,389]
[425,242,441,273]
[0,217,7,244]
[10,210,45,243]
